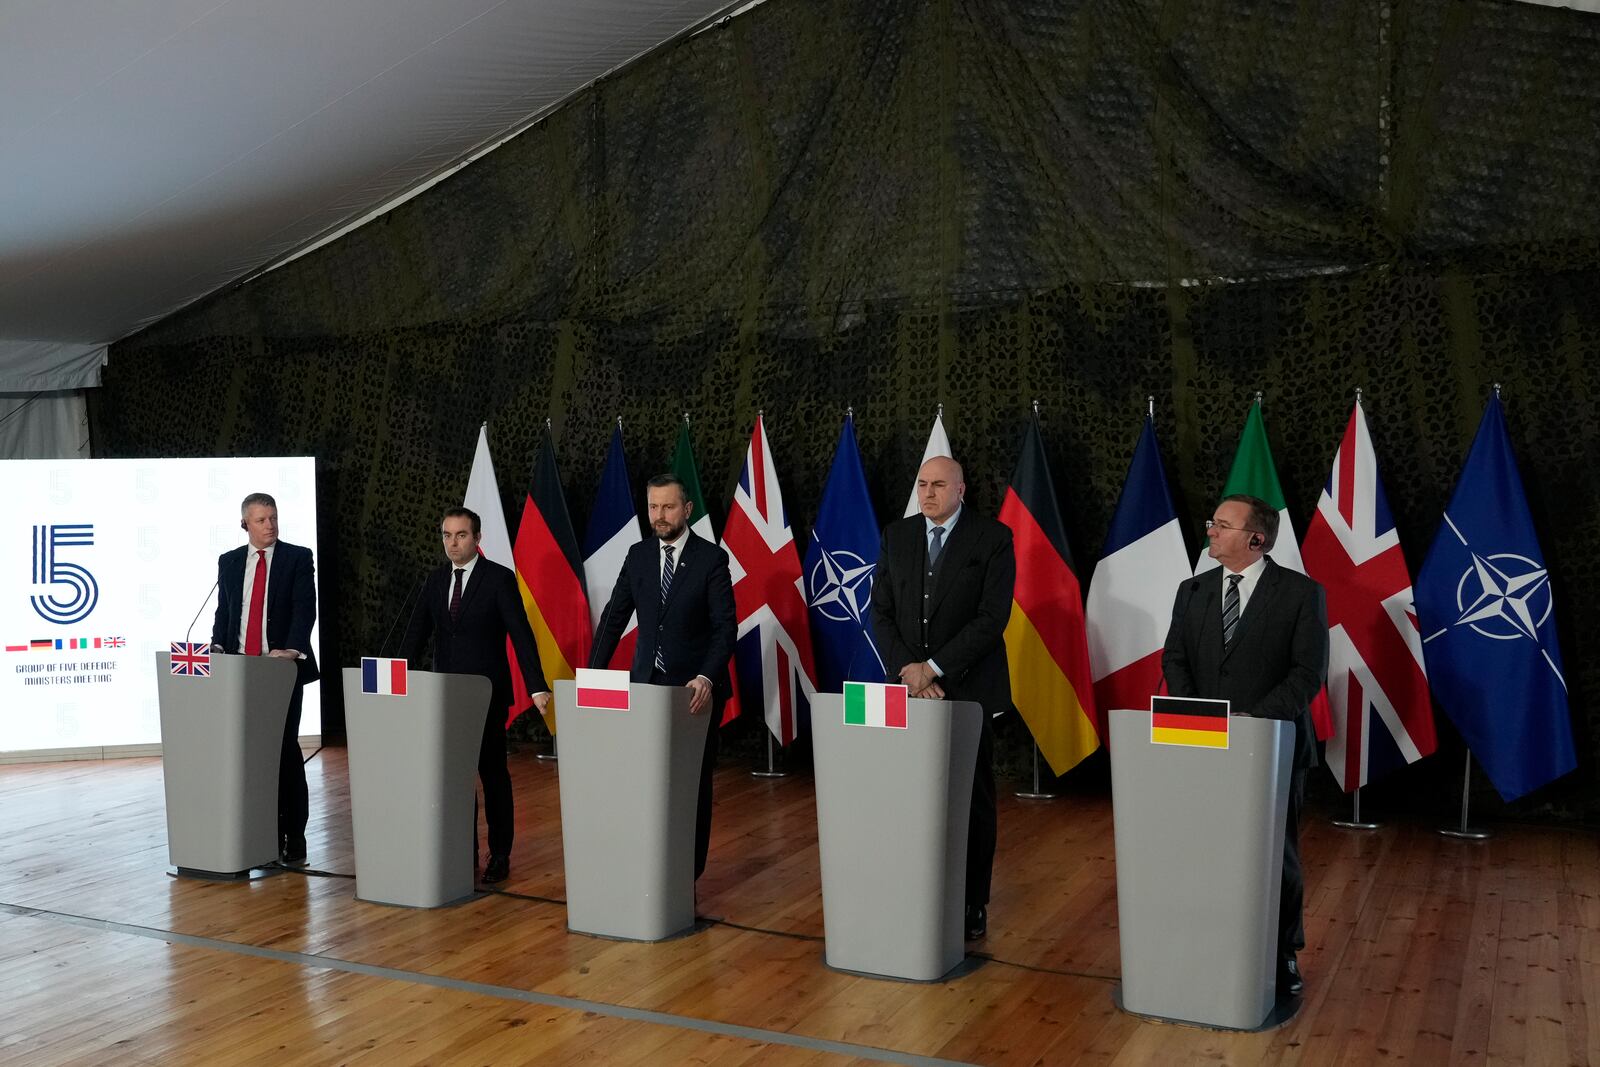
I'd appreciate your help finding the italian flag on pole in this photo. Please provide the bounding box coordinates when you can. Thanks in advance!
[671,415,716,543]
[1198,397,1333,741]
[843,681,909,729]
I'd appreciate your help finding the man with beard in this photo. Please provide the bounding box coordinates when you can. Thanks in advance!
[589,473,737,881]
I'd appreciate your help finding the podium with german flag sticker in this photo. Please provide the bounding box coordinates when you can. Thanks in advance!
[342,666,492,908]
[811,686,983,982]
[1109,704,1293,1030]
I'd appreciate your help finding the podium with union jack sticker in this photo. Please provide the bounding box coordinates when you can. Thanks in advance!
[810,686,984,982]
[342,661,492,908]
[156,648,298,878]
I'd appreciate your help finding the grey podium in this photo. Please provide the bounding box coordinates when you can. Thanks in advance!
[1109,706,1293,1030]
[343,667,491,908]
[156,651,297,878]
[554,679,711,941]
[811,693,983,982]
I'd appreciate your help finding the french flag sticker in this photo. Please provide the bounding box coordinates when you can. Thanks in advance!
[361,657,408,696]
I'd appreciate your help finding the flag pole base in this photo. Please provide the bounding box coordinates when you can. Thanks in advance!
[1014,744,1057,799]
[1438,827,1492,840]
[1332,819,1380,830]
[1332,789,1379,830]
[536,735,558,762]
[751,733,787,778]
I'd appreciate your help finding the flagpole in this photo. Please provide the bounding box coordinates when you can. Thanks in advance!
[1331,786,1379,830]
[752,732,786,777]
[1439,750,1491,839]
[1014,742,1058,800]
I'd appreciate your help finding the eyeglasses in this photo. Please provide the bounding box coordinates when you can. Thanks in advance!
[1204,519,1257,533]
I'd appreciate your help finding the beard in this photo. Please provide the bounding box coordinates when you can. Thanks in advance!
[653,517,687,542]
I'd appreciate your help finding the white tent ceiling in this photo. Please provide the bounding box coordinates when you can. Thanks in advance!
[0,0,751,390]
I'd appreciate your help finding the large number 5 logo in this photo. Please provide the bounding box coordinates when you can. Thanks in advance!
[31,524,100,625]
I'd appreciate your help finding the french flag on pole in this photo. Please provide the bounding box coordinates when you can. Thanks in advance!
[842,681,908,729]
[575,667,631,711]
[360,657,409,696]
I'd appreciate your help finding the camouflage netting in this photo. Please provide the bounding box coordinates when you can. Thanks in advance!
[95,0,1600,819]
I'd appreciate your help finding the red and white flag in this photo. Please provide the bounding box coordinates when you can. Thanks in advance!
[1301,399,1437,791]
[575,667,631,711]
[721,415,819,746]
[462,424,524,725]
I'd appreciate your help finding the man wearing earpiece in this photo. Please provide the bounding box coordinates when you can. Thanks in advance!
[211,492,320,865]
[1161,493,1327,1000]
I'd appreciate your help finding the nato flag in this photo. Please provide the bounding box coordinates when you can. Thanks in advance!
[804,414,884,691]
[1415,395,1575,801]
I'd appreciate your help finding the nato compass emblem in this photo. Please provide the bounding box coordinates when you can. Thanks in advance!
[1451,551,1552,642]
[807,548,875,624]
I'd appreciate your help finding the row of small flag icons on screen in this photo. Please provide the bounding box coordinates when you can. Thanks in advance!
[6,636,126,652]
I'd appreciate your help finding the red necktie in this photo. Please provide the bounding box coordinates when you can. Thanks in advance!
[244,549,267,655]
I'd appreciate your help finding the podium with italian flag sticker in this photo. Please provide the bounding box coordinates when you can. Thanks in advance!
[554,670,711,941]
[342,662,492,908]
[1109,704,1293,1030]
[811,683,983,982]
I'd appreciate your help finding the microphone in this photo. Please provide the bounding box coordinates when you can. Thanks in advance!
[185,578,221,650]
[378,573,428,660]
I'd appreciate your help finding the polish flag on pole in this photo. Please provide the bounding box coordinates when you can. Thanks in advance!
[903,408,952,518]
[462,424,519,726]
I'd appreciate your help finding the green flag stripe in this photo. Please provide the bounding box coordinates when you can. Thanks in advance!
[672,420,715,539]
[844,682,866,725]
[1220,401,1287,510]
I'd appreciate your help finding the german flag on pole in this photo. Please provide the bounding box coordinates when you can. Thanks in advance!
[510,426,591,730]
[998,411,1100,775]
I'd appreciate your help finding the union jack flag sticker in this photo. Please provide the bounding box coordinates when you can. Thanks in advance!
[170,642,211,677]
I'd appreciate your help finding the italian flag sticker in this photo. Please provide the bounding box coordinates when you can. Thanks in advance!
[843,681,909,729]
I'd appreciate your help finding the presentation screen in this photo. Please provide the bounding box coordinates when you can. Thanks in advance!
[2,457,320,754]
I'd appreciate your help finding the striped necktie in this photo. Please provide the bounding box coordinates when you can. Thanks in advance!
[654,545,676,672]
[1222,574,1243,649]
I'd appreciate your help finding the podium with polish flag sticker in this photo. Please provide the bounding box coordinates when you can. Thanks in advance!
[811,682,983,981]
[156,644,297,878]
[1110,700,1292,1030]
[342,658,491,907]
[554,669,711,941]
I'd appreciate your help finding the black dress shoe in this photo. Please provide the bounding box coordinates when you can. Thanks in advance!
[482,853,510,884]
[964,905,987,940]
[281,834,307,865]
[1278,954,1304,997]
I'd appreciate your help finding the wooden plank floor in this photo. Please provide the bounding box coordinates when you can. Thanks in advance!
[0,747,1595,1066]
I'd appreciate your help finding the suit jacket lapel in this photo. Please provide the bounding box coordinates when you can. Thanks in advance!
[927,515,976,616]
[1221,559,1279,661]
[660,536,695,615]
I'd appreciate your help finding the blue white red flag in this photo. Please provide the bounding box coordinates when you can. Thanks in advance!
[1085,417,1192,729]
[1415,395,1574,801]
[170,642,210,677]
[720,415,819,746]
[803,414,884,692]
[361,656,409,696]
[1302,399,1436,791]
[582,424,642,670]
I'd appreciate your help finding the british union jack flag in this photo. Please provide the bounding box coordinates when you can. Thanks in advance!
[169,641,211,677]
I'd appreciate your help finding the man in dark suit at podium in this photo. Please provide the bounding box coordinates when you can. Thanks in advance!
[211,492,320,865]
[1162,493,1328,998]
[869,455,1016,942]
[400,506,549,884]
[589,473,737,881]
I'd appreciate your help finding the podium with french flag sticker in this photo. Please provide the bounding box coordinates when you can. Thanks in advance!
[553,670,710,941]
[810,683,983,982]
[342,660,492,908]
[1108,704,1293,1030]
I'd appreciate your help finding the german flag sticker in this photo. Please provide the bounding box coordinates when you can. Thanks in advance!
[1150,695,1230,749]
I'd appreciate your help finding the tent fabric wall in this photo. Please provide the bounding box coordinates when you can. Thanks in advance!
[93,0,1600,815]
[1,391,91,459]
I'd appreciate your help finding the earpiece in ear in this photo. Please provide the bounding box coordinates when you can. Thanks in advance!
[1249,534,1263,549]
[241,520,248,531]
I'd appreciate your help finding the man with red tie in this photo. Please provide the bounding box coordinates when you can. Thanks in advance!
[211,492,320,864]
